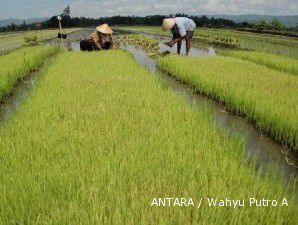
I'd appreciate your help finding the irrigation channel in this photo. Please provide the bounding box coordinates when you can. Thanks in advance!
[1,28,297,183]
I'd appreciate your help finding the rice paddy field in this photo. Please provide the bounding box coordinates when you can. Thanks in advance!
[117,26,298,58]
[0,27,297,224]
[0,28,80,54]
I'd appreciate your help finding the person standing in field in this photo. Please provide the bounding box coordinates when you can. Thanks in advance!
[80,23,114,51]
[162,17,196,56]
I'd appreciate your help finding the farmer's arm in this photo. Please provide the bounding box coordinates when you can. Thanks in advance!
[95,41,103,50]
[170,22,186,45]
[109,36,114,49]
[170,37,184,45]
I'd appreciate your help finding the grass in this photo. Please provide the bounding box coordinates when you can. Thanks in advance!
[0,45,60,100]
[220,50,298,75]
[116,26,298,58]
[158,55,298,150]
[0,50,296,224]
[0,28,80,54]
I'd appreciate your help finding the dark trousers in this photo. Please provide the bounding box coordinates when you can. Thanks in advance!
[80,40,112,51]
[80,40,99,51]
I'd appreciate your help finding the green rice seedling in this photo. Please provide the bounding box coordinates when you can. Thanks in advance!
[0,45,60,100]
[158,55,298,150]
[212,36,240,48]
[220,50,298,75]
[23,35,38,45]
[117,34,160,54]
[0,50,296,224]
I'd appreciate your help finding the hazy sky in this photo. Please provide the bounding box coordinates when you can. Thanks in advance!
[0,0,297,19]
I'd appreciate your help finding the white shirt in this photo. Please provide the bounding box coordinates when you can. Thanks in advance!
[175,17,196,37]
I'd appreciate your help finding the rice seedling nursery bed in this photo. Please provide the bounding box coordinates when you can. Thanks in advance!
[0,50,296,224]
[158,55,298,150]
[220,50,298,75]
[0,45,60,100]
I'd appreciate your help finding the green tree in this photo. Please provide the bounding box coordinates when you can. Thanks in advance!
[271,18,286,31]
[254,19,272,30]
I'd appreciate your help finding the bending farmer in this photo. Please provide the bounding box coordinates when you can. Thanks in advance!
[80,24,113,51]
[162,17,196,55]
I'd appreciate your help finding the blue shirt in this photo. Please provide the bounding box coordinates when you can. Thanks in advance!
[173,17,196,37]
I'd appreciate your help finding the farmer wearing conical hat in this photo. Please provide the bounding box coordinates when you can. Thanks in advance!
[162,17,196,55]
[80,23,114,51]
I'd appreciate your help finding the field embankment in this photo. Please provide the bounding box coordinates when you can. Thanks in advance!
[0,46,60,100]
[0,50,296,224]
[220,50,298,75]
[158,55,298,150]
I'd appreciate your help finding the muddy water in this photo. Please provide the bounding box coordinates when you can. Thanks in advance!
[145,33,217,56]
[121,44,297,180]
[47,28,217,57]
[0,75,34,126]
[46,28,94,51]
[158,42,216,56]
[44,29,297,179]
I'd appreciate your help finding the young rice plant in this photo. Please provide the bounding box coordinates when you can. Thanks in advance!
[158,55,298,150]
[220,50,298,75]
[0,45,60,100]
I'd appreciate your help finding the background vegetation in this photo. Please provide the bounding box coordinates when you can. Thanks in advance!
[1,5,297,36]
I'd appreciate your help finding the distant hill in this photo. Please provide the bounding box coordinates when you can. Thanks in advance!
[0,18,48,27]
[206,15,298,27]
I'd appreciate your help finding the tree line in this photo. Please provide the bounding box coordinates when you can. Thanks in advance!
[1,6,296,33]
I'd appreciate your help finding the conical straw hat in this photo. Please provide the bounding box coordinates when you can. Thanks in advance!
[162,18,175,31]
[96,24,113,34]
